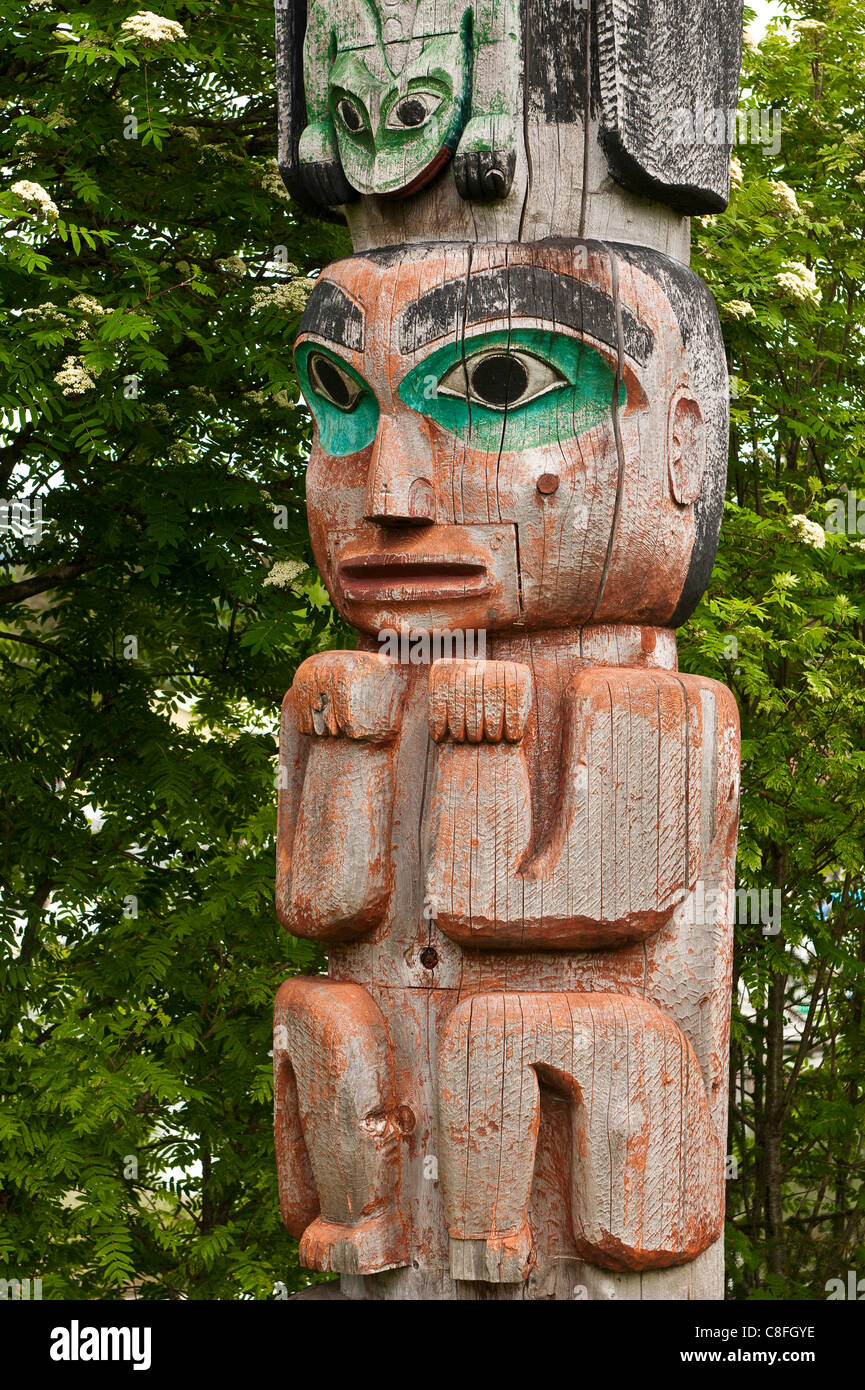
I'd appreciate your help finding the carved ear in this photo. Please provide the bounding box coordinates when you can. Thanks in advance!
[667,389,707,506]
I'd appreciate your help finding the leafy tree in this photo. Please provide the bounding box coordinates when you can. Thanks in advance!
[0,0,348,1299]
[688,0,865,1299]
[2,0,863,1303]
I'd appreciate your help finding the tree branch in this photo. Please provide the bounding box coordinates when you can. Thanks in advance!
[0,556,97,606]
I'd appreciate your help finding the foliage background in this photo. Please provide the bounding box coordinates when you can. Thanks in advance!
[0,0,862,1299]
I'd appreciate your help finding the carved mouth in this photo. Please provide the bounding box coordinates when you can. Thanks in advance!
[338,554,489,603]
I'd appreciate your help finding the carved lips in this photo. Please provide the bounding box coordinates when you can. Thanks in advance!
[338,554,489,603]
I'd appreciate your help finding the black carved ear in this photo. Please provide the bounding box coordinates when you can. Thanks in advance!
[594,0,744,214]
[668,390,706,507]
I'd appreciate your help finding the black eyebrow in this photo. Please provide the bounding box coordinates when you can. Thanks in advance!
[398,266,654,363]
[298,281,364,352]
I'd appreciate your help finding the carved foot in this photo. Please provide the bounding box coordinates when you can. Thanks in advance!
[439,991,724,1282]
[449,1226,533,1283]
[300,1213,409,1277]
[273,979,411,1276]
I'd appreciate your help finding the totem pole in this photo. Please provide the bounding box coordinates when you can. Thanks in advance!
[272,0,744,1300]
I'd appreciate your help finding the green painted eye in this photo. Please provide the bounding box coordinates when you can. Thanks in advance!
[438,349,567,410]
[398,329,624,452]
[295,343,379,458]
[384,91,442,131]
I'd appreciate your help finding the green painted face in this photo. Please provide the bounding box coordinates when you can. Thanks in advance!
[399,329,623,452]
[329,33,468,197]
[294,342,378,458]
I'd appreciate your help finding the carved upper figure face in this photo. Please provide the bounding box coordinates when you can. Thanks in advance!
[298,0,519,205]
[327,34,468,198]
[294,241,728,636]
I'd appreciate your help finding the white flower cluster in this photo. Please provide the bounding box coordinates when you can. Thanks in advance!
[244,389,293,409]
[22,301,72,328]
[215,256,246,277]
[120,11,186,45]
[769,180,801,217]
[11,179,59,220]
[729,155,743,191]
[251,280,314,315]
[264,560,305,589]
[187,385,218,406]
[260,159,291,202]
[723,300,755,320]
[171,125,201,146]
[69,294,109,317]
[54,356,95,396]
[796,19,827,35]
[790,514,826,549]
[775,261,821,306]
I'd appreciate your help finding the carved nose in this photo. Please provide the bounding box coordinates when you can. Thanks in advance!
[363,417,436,527]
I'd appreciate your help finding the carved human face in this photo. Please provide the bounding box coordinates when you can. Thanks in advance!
[294,242,727,636]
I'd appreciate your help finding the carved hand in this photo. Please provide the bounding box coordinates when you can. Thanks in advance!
[453,117,517,201]
[297,119,357,207]
[276,651,404,940]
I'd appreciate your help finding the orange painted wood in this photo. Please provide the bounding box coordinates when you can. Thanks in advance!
[269,10,743,1295]
[439,991,723,1279]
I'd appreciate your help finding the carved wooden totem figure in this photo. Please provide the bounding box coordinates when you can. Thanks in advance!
[272,1,744,1300]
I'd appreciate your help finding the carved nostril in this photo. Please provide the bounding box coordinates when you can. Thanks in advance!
[407,479,435,520]
[365,477,435,528]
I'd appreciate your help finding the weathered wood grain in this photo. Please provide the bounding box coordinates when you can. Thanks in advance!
[270,0,742,1303]
[277,0,743,255]
[423,659,737,948]
[295,242,729,634]
[276,651,405,940]
[594,0,744,214]
[438,991,723,1280]
[273,976,412,1274]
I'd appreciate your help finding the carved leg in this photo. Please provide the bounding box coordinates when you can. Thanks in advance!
[273,977,411,1275]
[438,991,723,1282]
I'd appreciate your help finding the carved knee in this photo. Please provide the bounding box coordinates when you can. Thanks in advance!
[273,977,411,1275]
